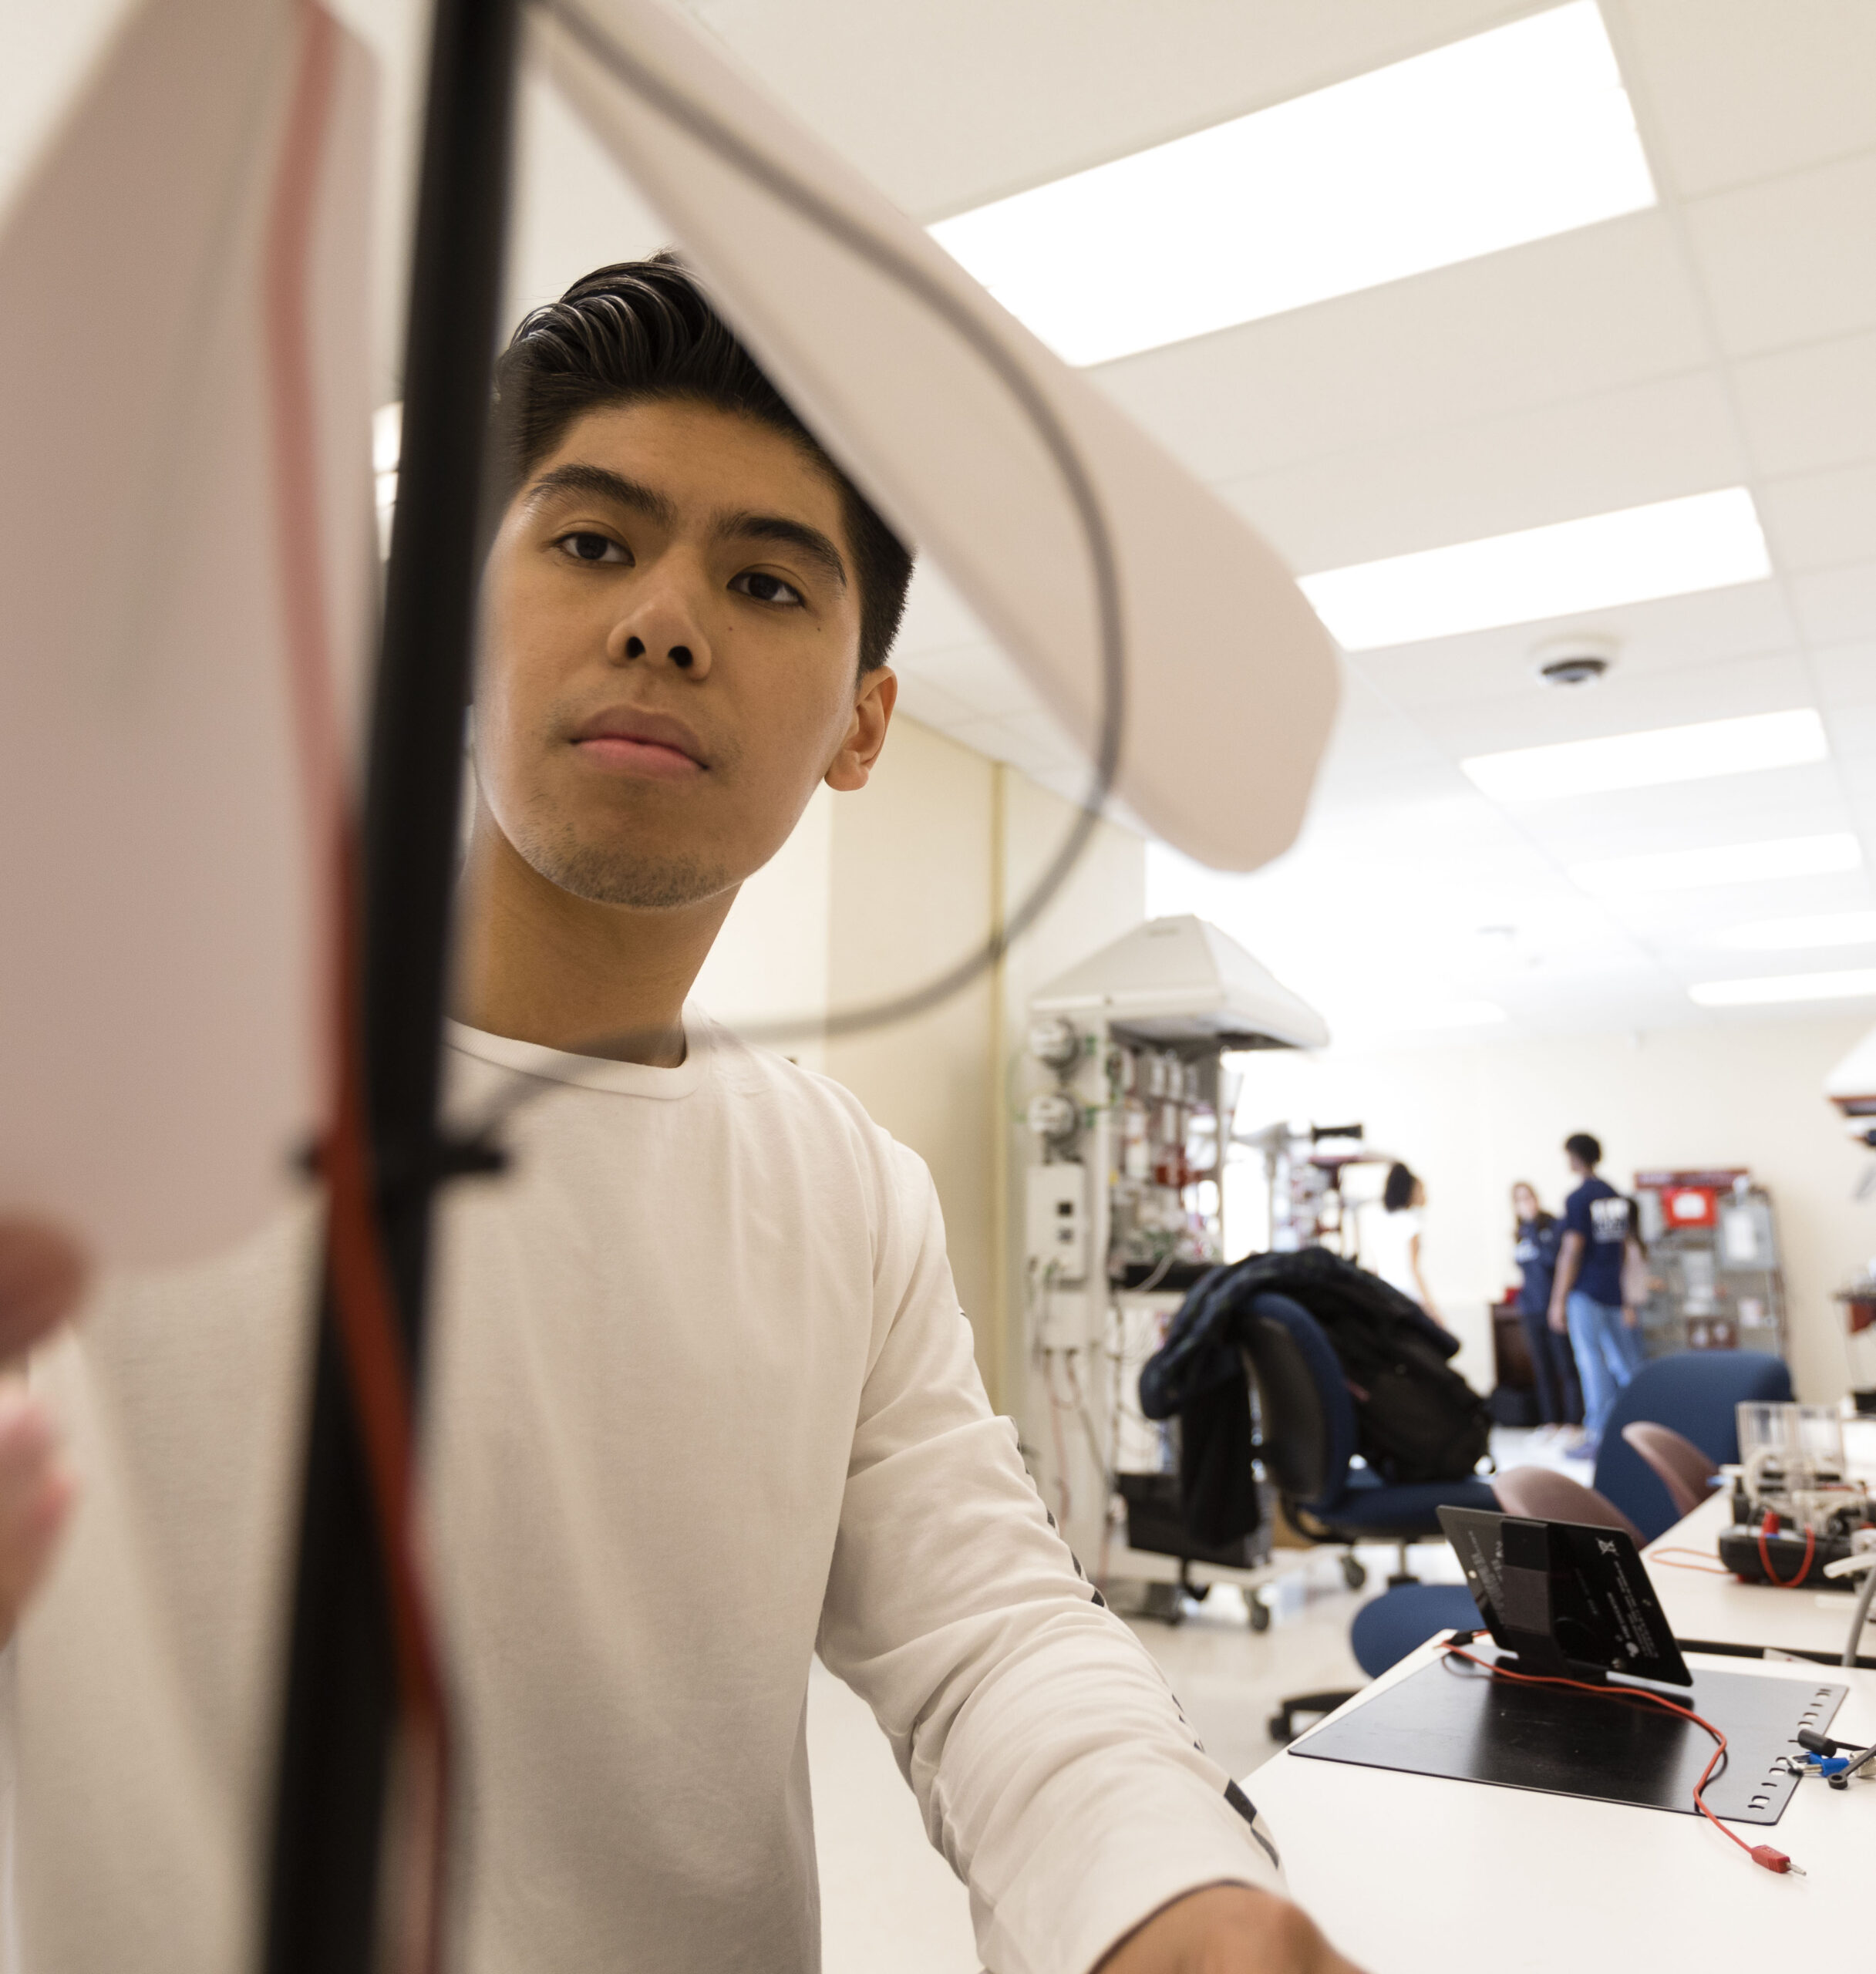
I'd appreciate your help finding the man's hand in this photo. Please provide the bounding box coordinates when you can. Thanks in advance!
[1096,1885,1366,1974]
[0,1218,86,1643]
[1547,1305,1567,1336]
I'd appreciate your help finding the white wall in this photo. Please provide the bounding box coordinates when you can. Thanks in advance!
[1232,1014,1876,1403]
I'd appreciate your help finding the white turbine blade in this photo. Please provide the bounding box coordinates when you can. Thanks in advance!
[535,0,1338,874]
[0,0,376,1263]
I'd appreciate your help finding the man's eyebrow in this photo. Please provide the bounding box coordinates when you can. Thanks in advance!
[523,463,678,527]
[715,509,848,591]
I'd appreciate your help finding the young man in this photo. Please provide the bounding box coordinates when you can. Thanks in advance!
[7,261,1359,1974]
[1547,1132,1642,1456]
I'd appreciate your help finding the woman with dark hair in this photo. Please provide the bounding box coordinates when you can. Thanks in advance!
[1511,1181,1581,1437]
[1363,1160,1448,1329]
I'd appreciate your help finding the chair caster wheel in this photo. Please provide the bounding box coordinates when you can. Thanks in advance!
[1141,1582,1185,1625]
[1342,1556,1368,1590]
[1248,1597,1271,1632]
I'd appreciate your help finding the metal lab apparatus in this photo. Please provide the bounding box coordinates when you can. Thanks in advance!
[1017,916,1326,1616]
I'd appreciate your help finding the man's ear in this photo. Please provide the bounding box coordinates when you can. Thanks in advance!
[824,666,897,792]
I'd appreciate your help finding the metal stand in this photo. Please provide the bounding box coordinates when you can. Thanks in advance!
[264,2,521,1967]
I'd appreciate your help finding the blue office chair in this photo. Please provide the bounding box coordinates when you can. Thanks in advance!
[1341,1355,1797,1688]
[1595,1350,1791,1542]
[1245,1292,1497,1737]
[1349,1582,1480,1679]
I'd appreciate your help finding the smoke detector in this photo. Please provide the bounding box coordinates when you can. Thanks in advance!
[1531,631,1618,689]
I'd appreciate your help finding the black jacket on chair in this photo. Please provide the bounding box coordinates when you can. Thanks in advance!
[1140,1248,1492,1548]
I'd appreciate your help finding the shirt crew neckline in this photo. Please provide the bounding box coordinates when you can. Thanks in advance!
[444,1014,709,1100]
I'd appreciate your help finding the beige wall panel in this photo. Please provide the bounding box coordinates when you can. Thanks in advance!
[823,721,999,1390]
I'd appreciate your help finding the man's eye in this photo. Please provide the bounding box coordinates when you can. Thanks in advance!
[556,531,628,564]
[730,570,804,607]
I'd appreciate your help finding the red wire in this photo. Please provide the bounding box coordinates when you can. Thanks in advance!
[264,8,449,1969]
[1757,1511,1816,1589]
[1648,1548,1736,1576]
[1440,1643,1802,1875]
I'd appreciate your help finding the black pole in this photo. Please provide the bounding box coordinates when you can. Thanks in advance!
[264,2,520,1968]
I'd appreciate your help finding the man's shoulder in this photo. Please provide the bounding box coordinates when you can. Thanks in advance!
[692,1012,932,1188]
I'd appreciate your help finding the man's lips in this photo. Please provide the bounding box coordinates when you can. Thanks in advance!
[568,708,707,780]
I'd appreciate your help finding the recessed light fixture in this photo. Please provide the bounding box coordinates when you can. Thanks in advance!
[929,2,1654,367]
[1689,968,1876,1008]
[1571,832,1862,896]
[1463,708,1827,802]
[1721,910,1876,952]
[1299,488,1771,651]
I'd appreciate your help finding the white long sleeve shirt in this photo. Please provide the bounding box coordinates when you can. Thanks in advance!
[18,1014,1281,1973]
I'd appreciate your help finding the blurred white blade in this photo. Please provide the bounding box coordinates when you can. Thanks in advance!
[0,0,375,1263]
[537,0,1338,873]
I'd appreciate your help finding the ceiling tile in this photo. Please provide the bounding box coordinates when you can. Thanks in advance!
[1789,562,1876,646]
[892,641,1049,721]
[892,563,995,656]
[1730,330,1876,476]
[505,67,667,331]
[1619,0,1876,198]
[1406,647,1818,755]
[1826,703,1876,766]
[888,672,979,732]
[1091,214,1710,481]
[690,0,1536,219]
[1219,367,1744,573]
[1811,642,1876,709]
[1350,579,1798,708]
[1507,763,1850,861]
[1683,148,1876,356]
[1758,463,1876,574]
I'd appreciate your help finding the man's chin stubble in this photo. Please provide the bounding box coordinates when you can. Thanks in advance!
[522,827,736,913]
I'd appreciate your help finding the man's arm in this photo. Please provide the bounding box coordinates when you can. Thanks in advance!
[1548,1231,1583,1334]
[817,1146,1363,1974]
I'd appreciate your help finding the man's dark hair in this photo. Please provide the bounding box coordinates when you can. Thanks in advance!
[492,254,913,672]
[1564,1132,1602,1168]
[1382,1161,1417,1213]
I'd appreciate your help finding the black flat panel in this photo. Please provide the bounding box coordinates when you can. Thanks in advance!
[1289,1646,1843,1825]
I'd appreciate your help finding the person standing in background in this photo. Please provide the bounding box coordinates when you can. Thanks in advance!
[1510,1181,1581,1440]
[1364,1162,1450,1332]
[1548,1133,1641,1457]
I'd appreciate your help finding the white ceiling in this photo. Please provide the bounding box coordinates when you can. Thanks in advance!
[325,0,1876,1043]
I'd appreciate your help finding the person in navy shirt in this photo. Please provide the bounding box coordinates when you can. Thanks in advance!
[1511,1181,1580,1437]
[1547,1132,1644,1454]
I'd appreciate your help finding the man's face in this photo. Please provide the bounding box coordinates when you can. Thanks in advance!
[475,397,894,911]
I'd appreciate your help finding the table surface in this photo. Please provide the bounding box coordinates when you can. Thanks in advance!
[1639,1414,1876,1659]
[1643,1490,1871,1659]
[1243,1642,1876,1973]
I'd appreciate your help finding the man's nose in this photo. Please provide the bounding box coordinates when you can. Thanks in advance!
[605,574,713,679]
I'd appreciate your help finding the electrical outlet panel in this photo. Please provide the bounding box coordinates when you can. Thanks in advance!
[1027,1163,1086,1285]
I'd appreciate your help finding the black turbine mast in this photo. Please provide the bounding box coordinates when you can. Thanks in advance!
[264,1,522,1967]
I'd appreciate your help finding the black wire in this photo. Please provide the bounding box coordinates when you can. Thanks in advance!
[482,0,1127,1074]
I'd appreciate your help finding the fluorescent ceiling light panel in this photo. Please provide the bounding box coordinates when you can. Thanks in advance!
[1300,488,1770,651]
[930,2,1654,366]
[1463,708,1827,802]
[1689,968,1876,1008]
[1722,910,1876,952]
[1571,832,1862,896]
